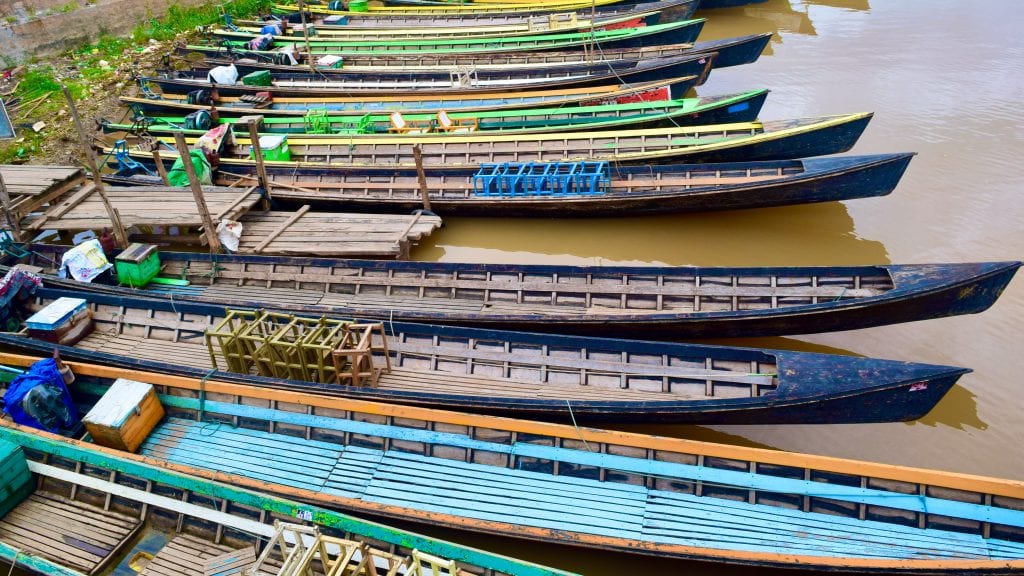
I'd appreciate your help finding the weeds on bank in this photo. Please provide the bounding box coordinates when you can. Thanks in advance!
[132,0,273,42]
[1,0,271,162]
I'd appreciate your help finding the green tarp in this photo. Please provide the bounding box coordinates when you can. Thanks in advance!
[167,150,212,187]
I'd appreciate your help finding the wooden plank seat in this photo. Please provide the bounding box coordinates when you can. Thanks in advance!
[0,492,141,574]
[135,417,1024,561]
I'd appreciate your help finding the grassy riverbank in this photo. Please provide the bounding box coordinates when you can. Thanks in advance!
[0,0,271,164]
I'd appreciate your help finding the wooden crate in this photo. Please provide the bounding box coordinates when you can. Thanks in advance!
[82,378,165,453]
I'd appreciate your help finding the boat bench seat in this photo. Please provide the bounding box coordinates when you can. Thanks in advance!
[0,492,141,574]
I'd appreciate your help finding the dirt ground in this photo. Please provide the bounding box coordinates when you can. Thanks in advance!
[0,35,189,166]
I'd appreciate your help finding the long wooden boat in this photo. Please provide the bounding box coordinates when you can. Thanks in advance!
[258,0,698,27]
[232,7,665,40]
[211,19,705,56]
[104,154,909,217]
[3,356,1022,573]
[145,53,712,96]
[122,76,694,117]
[117,114,874,171]
[99,152,909,216]
[274,0,635,16]
[189,33,772,70]
[0,419,573,576]
[0,287,973,424]
[9,245,1017,338]
[110,90,765,136]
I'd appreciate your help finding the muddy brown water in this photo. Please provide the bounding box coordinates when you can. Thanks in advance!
[401,1,1024,573]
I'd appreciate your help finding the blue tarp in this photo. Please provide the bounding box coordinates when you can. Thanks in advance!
[2,358,78,433]
[0,100,12,140]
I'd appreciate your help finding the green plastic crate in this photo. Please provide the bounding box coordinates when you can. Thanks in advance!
[349,0,368,11]
[241,70,273,87]
[115,243,161,287]
[250,135,291,162]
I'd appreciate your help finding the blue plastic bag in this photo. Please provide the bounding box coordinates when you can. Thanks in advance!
[2,358,78,433]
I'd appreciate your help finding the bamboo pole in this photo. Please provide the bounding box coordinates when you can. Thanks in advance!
[151,149,171,185]
[412,144,431,212]
[242,116,270,192]
[0,170,23,242]
[298,0,316,73]
[172,132,222,253]
[62,86,128,248]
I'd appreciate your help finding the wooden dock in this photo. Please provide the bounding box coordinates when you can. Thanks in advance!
[0,165,86,222]
[3,164,443,259]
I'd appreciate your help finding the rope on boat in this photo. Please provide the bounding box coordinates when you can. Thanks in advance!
[5,548,19,576]
[198,367,216,423]
[565,399,592,453]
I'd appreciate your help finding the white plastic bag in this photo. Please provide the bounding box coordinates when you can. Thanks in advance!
[216,220,243,252]
[207,64,239,85]
[59,239,112,282]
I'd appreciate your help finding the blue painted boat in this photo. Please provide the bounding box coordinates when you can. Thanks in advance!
[145,52,713,96]
[109,113,876,171]
[121,76,695,117]
[0,419,575,576]
[0,287,971,423]
[211,18,706,56]
[189,33,771,72]
[6,249,1017,338]
[698,0,768,8]
[167,153,903,216]
[249,0,700,29]
[2,356,1020,573]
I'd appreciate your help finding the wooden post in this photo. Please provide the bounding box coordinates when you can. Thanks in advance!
[242,115,271,209]
[297,0,316,74]
[151,149,170,185]
[412,144,431,212]
[0,169,23,242]
[62,86,128,248]
[242,116,270,191]
[172,132,222,253]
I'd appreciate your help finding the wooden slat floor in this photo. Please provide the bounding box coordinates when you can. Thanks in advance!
[77,331,690,400]
[178,283,586,316]
[141,533,236,576]
[138,419,1024,561]
[0,492,141,573]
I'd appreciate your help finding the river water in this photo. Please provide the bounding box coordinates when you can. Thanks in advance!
[406,1,1024,572]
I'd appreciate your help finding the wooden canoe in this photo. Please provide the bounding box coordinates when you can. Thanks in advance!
[10,247,1018,339]
[3,357,1022,574]
[0,288,970,424]
[193,153,909,215]
[210,18,705,55]
[116,113,875,170]
[146,53,713,95]
[110,90,765,136]
[0,422,569,576]
[121,76,694,117]
[274,0,634,16]
[188,34,771,70]
[251,0,698,27]
[232,7,664,40]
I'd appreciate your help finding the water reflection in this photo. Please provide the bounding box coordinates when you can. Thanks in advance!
[412,201,890,266]
[911,384,988,432]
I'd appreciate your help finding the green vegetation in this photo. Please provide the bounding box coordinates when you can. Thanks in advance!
[132,0,272,42]
[0,0,270,163]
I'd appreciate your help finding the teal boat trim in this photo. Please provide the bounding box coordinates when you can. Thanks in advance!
[0,425,579,576]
